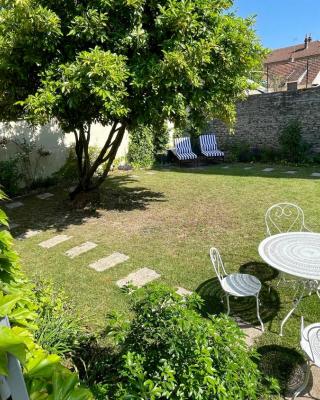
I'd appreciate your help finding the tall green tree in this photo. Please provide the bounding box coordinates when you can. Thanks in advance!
[0,0,266,198]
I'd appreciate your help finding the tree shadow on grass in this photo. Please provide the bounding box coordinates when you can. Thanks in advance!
[257,345,309,398]
[7,175,165,235]
[196,278,280,326]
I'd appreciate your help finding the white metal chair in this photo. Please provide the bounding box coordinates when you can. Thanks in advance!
[265,203,310,236]
[292,317,320,399]
[174,137,197,167]
[210,247,264,331]
[199,134,224,160]
[265,203,311,288]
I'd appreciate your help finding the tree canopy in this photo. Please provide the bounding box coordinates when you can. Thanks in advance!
[0,0,266,196]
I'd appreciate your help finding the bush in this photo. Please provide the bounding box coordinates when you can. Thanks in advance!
[33,278,84,357]
[0,190,93,398]
[104,285,278,399]
[128,126,155,168]
[0,158,21,196]
[279,120,310,163]
[54,147,79,183]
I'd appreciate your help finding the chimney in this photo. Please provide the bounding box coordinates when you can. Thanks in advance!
[308,34,312,43]
[304,35,308,48]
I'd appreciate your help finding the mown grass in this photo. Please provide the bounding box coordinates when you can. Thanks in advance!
[7,163,320,355]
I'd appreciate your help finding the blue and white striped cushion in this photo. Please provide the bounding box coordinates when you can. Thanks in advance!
[202,150,224,157]
[174,137,197,160]
[200,134,223,157]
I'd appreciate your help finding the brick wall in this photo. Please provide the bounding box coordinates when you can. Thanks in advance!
[209,87,320,153]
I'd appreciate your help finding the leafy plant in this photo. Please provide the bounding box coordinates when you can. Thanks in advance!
[103,285,279,399]
[33,278,84,357]
[128,126,155,168]
[0,158,21,196]
[279,120,310,163]
[0,190,93,399]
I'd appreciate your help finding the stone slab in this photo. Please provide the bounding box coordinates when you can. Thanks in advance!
[221,166,229,169]
[311,172,320,177]
[116,267,160,288]
[36,192,54,200]
[176,287,193,297]
[130,175,139,179]
[235,318,263,347]
[65,241,97,258]
[17,229,42,240]
[146,171,156,175]
[89,252,129,272]
[244,167,253,170]
[262,168,274,172]
[284,170,297,174]
[5,202,23,209]
[39,234,72,248]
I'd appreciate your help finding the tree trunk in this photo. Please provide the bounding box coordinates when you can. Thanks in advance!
[69,121,126,201]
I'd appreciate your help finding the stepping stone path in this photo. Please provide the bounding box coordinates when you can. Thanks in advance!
[176,287,193,297]
[284,170,297,174]
[89,252,129,272]
[65,241,97,258]
[262,168,274,172]
[39,234,72,249]
[17,229,42,240]
[5,201,23,209]
[116,267,160,288]
[235,318,263,347]
[36,192,54,200]
[311,172,320,177]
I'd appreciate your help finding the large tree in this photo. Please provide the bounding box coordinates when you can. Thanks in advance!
[0,0,266,198]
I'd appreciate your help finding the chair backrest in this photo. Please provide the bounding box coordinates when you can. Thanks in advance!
[200,134,217,152]
[300,317,320,366]
[265,203,307,236]
[209,247,227,283]
[174,137,192,156]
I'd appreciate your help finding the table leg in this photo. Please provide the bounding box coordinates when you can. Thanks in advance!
[280,281,306,337]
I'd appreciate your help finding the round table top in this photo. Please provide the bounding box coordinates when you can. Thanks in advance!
[259,232,320,280]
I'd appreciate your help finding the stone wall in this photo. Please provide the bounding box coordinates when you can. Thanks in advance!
[209,86,320,153]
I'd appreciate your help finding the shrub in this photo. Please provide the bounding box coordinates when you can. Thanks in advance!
[54,147,78,183]
[33,278,84,357]
[0,158,21,196]
[128,125,155,168]
[0,190,93,399]
[105,285,278,399]
[279,120,310,163]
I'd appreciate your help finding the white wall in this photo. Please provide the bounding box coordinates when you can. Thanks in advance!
[0,121,129,182]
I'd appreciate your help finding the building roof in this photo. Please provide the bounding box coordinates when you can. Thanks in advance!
[266,40,320,64]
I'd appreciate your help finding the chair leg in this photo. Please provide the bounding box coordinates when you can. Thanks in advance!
[291,360,311,399]
[256,295,264,332]
[226,294,230,316]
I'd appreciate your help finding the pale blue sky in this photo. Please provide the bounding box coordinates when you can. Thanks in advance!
[232,0,320,49]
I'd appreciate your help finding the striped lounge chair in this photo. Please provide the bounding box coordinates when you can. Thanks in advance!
[199,134,224,161]
[174,137,198,167]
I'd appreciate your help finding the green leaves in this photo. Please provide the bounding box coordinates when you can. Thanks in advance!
[0,326,27,375]
[105,285,277,399]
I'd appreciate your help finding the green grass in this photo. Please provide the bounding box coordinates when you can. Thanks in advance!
[8,163,320,354]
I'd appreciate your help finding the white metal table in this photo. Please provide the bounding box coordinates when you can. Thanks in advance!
[259,232,320,336]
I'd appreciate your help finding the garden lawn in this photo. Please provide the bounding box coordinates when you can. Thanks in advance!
[7,163,320,352]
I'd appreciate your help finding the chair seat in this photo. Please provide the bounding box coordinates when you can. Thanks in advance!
[202,150,224,157]
[176,152,197,160]
[221,273,261,297]
[301,323,320,366]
